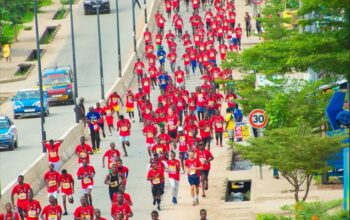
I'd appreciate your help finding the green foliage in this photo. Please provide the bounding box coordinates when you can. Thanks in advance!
[235,127,346,202]
[256,214,292,220]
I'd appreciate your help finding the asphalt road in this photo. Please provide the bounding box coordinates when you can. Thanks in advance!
[0,0,147,188]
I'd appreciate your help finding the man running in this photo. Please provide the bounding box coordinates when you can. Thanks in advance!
[11,175,32,220]
[104,164,120,202]
[40,196,62,220]
[184,150,202,206]
[151,210,160,220]
[107,91,124,118]
[112,185,133,206]
[86,106,102,153]
[75,136,93,166]
[42,139,63,170]
[212,109,225,147]
[59,169,74,215]
[200,209,209,220]
[116,115,131,157]
[77,159,96,206]
[196,142,214,197]
[73,196,94,220]
[102,142,121,170]
[43,163,60,199]
[147,160,165,211]
[0,203,20,220]
[166,151,181,204]
[23,191,41,220]
[111,193,133,220]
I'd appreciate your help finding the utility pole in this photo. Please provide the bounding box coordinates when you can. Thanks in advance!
[34,0,47,153]
[96,0,105,99]
[131,0,137,52]
[69,0,79,108]
[116,0,122,78]
[144,0,148,24]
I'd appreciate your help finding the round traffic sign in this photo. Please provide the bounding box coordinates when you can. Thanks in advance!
[252,0,264,5]
[249,109,268,128]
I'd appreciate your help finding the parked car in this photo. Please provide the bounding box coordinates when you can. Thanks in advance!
[42,66,75,105]
[12,89,50,119]
[84,0,111,15]
[0,115,18,151]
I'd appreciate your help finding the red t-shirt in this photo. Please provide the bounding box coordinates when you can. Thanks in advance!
[45,143,60,163]
[185,158,201,176]
[117,119,131,136]
[226,93,238,108]
[112,192,132,205]
[76,165,95,189]
[174,70,185,83]
[23,200,41,220]
[166,115,179,132]
[143,31,152,43]
[0,212,20,220]
[75,144,93,164]
[108,93,121,106]
[198,120,211,138]
[125,93,135,109]
[134,61,145,75]
[167,159,181,180]
[211,115,225,132]
[11,183,32,209]
[151,144,166,155]
[73,205,94,220]
[59,173,74,195]
[44,171,60,193]
[143,125,157,144]
[41,205,62,220]
[103,149,121,169]
[147,168,165,185]
[195,92,206,107]
[196,149,213,170]
[157,133,171,149]
[177,134,188,152]
[111,203,132,220]
[142,77,151,94]
[235,27,243,39]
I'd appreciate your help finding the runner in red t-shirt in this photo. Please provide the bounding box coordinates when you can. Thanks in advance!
[166,151,181,204]
[11,175,32,219]
[143,120,158,157]
[116,115,131,157]
[226,89,238,110]
[73,197,94,220]
[133,58,145,84]
[0,203,20,220]
[107,91,124,117]
[76,159,95,205]
[112,185,133,206]
[166,108,180,148]
[196,143,214,197]
[147,161,165,211]
[116,159,129,187]
[143,27,152,45]
[111,193,133,220]
[42,139,63,170]
[43,163,60,199]
[102,142,121,169]
[23,191,41,220]
[198,114,213,150]
[40,196,62,220]
[125,90,135,123]
[59,169,74,215]
[234,23,243,50]
[94,208,108,220]
[141,74,152,98]
[185,150,202,206]
[75,136,93,165]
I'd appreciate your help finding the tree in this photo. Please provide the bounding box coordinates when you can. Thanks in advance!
[235,127,346,202]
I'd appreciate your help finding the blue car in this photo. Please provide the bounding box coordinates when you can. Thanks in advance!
[12,89,50,119]
[0,115,18,151]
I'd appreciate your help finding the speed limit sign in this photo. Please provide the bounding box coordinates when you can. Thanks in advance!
[249,109,268,128]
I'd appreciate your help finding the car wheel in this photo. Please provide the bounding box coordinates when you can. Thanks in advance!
[14,115,19,119]
[8,143,14,151]
[14,140,18,148]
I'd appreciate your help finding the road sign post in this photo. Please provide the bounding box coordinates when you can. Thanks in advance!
[249,109,268,179]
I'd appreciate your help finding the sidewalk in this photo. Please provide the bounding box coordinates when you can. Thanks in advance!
[0,0,64,83]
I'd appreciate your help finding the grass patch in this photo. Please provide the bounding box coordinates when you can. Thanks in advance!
[39,0,53,7]
[60,0,78,5]
[22,11,34,23]
[40,26,57,44]
[53,8,68,20]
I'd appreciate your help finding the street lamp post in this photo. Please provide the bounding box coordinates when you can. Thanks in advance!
[131,0,137,52]
[144,0,147,24]
[96,0,105,99]
[34,0,47,153]
[116,0,122,78]
[69,0,79,108]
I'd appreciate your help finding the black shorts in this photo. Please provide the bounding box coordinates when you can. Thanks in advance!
[168,131,177,139]
[200,170,210,177]
[185,0,190,2]
[152,183,164,196]
[202,136,211,144]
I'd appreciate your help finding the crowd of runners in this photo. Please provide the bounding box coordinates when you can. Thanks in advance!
[1,0,249,219]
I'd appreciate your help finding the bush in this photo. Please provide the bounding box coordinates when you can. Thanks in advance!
[256,214,292,220]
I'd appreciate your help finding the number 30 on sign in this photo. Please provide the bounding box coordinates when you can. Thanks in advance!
[249,109,268,129]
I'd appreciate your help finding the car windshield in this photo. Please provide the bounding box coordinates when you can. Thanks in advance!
[43,75,70,85]
[0,120,9,129]
[17,90,40,100]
